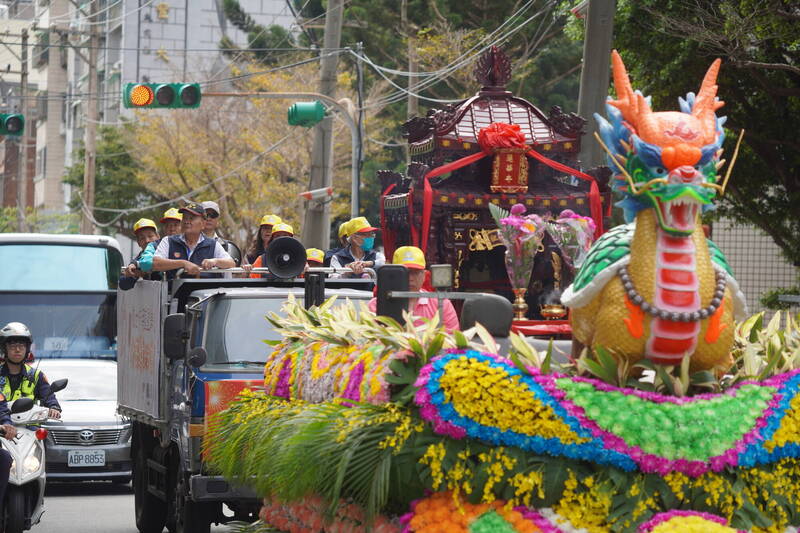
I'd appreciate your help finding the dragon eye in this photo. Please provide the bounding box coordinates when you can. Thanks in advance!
[654,167,666,175]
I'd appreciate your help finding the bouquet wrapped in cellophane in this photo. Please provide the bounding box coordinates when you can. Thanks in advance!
[489,203,546,291]
[545,209,596,271]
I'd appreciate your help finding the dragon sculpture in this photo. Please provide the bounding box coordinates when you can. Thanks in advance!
[561,50,746,372]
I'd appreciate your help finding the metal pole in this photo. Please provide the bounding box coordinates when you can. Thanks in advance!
[302,0,344,250]
[16,29,28,232]
[204,91,360,221]
[577,0,616,168]
[80,0,99,235]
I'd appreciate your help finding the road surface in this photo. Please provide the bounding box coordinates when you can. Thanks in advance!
[36,482,235,533]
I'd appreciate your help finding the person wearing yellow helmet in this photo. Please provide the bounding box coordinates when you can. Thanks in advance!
[248,223,295,279]
[160,207,183,237]
[368,246,459,332]
[329,217,385,278]
[323,219,353,267]
[246,214,283,265]
[120,218,161,289]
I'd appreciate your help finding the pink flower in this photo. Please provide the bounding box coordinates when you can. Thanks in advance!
[511,203,526,215]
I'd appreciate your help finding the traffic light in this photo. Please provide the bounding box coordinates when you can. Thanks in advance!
[0,114,24,136]
[288,101,325,127]
[123,83,202,109]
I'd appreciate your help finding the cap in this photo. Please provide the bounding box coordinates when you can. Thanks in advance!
[259,214,283,227]
[392,246,426,270]
[271,222,294,235]
[179,202,206,217]
[338,219,353,239]
[160,208,182,223]
[306,248,324,264]
[349,216,379,234]
[133,218,157,233]
[201,201,220,215]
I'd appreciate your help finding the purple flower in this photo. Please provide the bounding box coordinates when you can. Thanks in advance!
[510,203,526,215]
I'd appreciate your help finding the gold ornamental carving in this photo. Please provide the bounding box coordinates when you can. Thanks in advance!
[468,228,502,252]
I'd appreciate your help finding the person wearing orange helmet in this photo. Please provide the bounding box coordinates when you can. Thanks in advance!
[368,246,459,332]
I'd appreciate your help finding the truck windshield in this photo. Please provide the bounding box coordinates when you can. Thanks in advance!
[0,293,117,359]
[204,297,292,365]
[0,244,122,291]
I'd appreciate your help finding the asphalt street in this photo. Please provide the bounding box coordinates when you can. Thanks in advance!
[35,482,234,533]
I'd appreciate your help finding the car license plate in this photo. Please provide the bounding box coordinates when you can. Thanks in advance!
[68,450,106,467]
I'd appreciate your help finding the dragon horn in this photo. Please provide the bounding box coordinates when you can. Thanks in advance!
[692,58,725,143]
[608,50,638,126]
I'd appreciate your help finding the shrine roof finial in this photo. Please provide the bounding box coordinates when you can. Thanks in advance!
[474,46,512,90]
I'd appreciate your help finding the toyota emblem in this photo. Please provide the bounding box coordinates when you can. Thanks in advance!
[79,430,95,443]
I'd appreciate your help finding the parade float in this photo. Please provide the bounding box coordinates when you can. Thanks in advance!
[205,50,800,533]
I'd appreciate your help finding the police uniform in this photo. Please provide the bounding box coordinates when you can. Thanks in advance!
[0,363,61,410]
[0,393,12,508]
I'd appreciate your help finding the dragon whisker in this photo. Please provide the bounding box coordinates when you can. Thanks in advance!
[720,129,744,195]
[594,132,639,195]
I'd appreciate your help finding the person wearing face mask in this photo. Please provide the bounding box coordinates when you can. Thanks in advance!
[329,217,385,278]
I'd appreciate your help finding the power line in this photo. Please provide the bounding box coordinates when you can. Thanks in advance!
[0,40,336,53]
[79,132,295,225]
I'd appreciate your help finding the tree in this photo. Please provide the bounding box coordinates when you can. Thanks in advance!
[605,0,800,267]
[64,124,164,237]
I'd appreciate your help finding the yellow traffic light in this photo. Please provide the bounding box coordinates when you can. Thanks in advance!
[129,84,154,107]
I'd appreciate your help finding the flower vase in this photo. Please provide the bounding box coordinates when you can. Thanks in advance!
[512,288,528,321]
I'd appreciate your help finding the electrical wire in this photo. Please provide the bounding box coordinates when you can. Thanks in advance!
[358,1,557,109]
[0,40,338,53]
[79,132,295,222]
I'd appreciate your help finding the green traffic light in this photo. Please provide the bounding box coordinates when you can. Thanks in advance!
[0,114,24,136]
[123,82,202,109]
[288,101,325,127]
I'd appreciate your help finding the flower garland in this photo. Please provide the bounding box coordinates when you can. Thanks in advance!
[399,491,539,533]
[263,340,404,405]
[260,494,401,533]
[414,350,800,477]
[636,510,737,533]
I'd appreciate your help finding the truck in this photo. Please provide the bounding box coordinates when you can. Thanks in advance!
[0,234,123,360]
[116,267,374,533]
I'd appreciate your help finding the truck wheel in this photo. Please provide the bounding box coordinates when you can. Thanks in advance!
[171,472,211,533]
[4,486,26,533]
[134,446,167,533]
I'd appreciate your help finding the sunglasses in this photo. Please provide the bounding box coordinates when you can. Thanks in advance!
[205,211,219,219]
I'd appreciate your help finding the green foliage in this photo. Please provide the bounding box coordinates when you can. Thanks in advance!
[728,311,800,385]
[761,285,800,311]
[221,0,297,66]
[0,207,79,234]
[63,124,165,237]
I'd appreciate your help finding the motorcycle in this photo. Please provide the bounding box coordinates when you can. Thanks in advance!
[1,379,67,533]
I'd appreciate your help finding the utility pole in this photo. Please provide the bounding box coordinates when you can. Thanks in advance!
[301,0,344,249]
[402,0,418,120]
[16,28,29,232]
[577,0,615,168]
[80,0,99,234]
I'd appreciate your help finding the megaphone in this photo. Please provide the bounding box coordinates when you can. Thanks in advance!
[265,236,307,278]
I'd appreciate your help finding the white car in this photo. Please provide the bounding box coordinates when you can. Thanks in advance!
[36,359,132,483]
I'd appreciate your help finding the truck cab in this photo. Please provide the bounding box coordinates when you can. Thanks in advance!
[117,276,373,533]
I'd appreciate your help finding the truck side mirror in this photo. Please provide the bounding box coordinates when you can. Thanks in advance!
[187,346,207,368]
[376,265,409,325]
[49,379,68,394]
[163,313,187,361]
[10,397,34,414]
[460,294,513,337]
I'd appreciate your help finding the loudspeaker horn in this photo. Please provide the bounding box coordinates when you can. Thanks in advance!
[265,236,307,278]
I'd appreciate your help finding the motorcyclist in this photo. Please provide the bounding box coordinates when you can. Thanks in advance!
[0,323,62,420]
[0,392,16,511]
